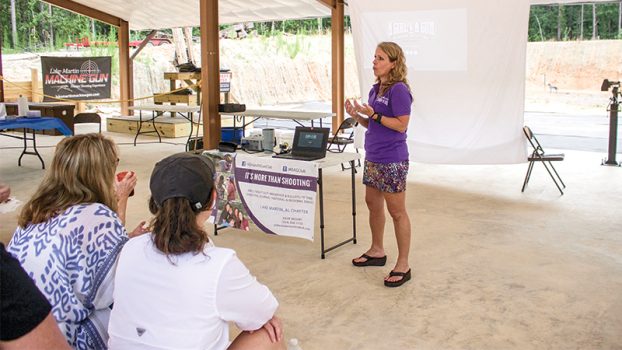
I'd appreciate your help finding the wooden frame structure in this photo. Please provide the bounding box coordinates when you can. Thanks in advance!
[0,0,346,150]
[318,0,345,134]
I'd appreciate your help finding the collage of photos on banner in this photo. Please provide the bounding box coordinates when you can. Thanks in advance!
[205,152,252,231]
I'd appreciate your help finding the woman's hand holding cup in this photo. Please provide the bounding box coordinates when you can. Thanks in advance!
[115,171,137,198]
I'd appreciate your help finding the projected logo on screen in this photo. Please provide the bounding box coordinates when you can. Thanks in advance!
[390,21,436,37]
[363,9,467,72]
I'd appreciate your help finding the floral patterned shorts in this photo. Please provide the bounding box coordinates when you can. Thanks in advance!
[362,160,409,193]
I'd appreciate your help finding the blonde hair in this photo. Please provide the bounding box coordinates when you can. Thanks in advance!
[18,133,119,227]
[376,42,411,96]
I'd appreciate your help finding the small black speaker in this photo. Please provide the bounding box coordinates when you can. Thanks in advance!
[219,103,246,113]
[218,141,237,152]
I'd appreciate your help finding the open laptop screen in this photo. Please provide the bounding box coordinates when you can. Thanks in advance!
[298,131,324,148]
[292,127,329,155]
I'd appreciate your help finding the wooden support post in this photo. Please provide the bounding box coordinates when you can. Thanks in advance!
[119,20,132,116]
[30,68,41,102]
[331,0,345,132]
[200,0,221,150]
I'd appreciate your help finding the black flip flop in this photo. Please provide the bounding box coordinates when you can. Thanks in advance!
[352,254,387,267]
[384,269,411,287]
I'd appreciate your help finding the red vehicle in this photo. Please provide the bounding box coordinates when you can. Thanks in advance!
[64,37,115,49]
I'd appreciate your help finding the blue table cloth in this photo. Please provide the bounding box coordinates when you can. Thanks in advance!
[0,117,72,136]
[1,117,72,169]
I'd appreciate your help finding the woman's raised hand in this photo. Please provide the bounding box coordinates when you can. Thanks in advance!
[353,100,374,117]
[345,99,358,117]
[129,220,149,238]
[345,99,374,119]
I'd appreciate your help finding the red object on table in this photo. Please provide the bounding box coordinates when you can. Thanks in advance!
[116,171,135,197]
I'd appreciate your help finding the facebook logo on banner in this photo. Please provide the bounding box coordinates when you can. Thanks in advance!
[282,166,288,172]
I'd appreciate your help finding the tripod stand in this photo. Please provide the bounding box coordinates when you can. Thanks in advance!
[601,80,621,167]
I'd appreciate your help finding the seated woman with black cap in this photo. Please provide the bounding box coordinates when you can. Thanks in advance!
[108,153,285,350]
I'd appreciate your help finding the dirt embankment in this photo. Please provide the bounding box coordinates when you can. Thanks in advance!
[526,40,622,91]
[525,40,622,114]
[2,36,621,114]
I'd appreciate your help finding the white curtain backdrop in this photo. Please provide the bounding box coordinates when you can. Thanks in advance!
[349,0,531,164]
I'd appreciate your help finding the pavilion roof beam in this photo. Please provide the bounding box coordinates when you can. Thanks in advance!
[317,0,335,8]
[42,0,122,27]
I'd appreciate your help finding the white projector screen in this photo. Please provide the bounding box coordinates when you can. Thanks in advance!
[349,0,530,164]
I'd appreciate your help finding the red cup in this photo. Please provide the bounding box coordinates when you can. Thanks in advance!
[116,171,135,197]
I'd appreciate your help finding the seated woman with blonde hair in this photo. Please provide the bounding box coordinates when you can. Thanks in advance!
[108,153,284,350]
[7,133,145,350]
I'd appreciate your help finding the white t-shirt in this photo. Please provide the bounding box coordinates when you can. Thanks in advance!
[108,234,278,350]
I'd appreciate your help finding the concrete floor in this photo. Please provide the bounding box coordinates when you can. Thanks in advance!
[1,125,621,350]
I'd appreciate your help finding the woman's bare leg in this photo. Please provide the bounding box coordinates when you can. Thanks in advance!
[383,190,411,282]
[229,329,286,350]
[353,185,386,263]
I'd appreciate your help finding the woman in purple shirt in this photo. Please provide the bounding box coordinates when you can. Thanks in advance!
[345,42,413,287]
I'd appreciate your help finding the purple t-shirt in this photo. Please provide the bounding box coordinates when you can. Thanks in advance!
[365,82,412,163]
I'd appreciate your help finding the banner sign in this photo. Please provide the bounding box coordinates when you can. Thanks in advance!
[205,151,318,241]
[41,56,112,101]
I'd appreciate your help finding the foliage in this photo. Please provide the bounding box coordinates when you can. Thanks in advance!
[528,2,622,41]
[267,31,311,59]
[1,0,116,50]
[208,16,351,39]
[84,27,120,85]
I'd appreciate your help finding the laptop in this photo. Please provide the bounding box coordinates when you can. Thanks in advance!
[273,127,330,161]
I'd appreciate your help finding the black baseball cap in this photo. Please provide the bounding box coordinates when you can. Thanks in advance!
[150,153,216,211]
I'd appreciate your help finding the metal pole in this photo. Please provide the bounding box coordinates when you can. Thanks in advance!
[318,169,325,259]
[351,160,357,244]
[0,33,4,102]
[603,93,620,166]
